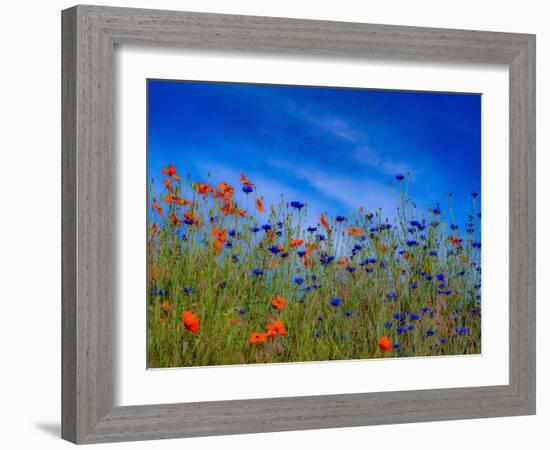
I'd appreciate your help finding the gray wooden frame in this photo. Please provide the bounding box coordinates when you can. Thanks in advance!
[62,4,536,444]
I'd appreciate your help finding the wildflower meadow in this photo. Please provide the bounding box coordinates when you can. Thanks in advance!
[147,167,481,368]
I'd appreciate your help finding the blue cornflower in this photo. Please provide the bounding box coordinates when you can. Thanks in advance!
[344,311,353,317]
[346,266,356,273]
[330,298,342,307]
[396,174,405,181]
[294,277,305,285]
[433,207,441,215]
[392,344,401,349]
[242,185,254,194]
[307,226,317,232]
[425,274,433,281]
[407,240,419,246]
[238,309,247,315]
[262,224,272,231]
[456,327,470,336]
[409,313,420,320]
[422,307,431,313]
[470,309,481,315]
[396,327,406,334]
[226,240,233,248]
[229,229,236,237]
[339,335,347,341]
[450,224,458,230]
[252,269,264,276]
[290,201,305,209]
[335,215,346,222]
[364,267,373,273]
[473,242,481,248]
[384,322,393,328]
[218,282,227,289]
[392,312,402,320]
[231,254,239,263]
[458,270,465,276]
[280,252,289,258]
[158,289,166,296]
[436,273,445,281]
[411,282,418,289]
[250,226,260,233]
[184,219,194,225]
[353,244,362,251]
[408,324,415,331]
[431,221,440,227]
[314,331,321,338]
[426,329,436,337]
[440,338,448,343]
[429,250,438,257]
[182,287,195,294]
[268,245,281,254]
[471,192,479,198]
[317,234,326,241]
[297,250,306,257]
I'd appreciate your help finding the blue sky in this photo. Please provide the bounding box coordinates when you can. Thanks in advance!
[148,79,481,227]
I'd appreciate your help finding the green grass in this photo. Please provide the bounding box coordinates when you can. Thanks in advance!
[147,167,481,368]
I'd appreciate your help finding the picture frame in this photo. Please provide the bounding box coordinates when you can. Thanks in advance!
[61,4,536,444]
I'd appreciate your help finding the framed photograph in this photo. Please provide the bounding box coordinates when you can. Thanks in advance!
[62,5,536,444]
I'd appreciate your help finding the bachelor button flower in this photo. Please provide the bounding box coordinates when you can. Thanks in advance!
[396,327,406,334]
[239,309,247,315]
[365,267,373,273]
[294,277,305,285]
[392,312,402,320]
[339,335,347,341]
[426,329,436,337]
[411,282,418,289]
[471,192,479,198]
[335,215,346,222]
[436,273,445,281]
[252,269,264,276]
[458,270,465,276]
[456,327,470,336]
[440,338,448,343]
[182,287,195,294]
[409,313,420,321]
[269,245,281,254]
[353,244,362,251]
[262,224,272,231]
[407,240,419,246]
[450,224,458,230]
[226,240,233,248]
[346,266,356,273]
[396,174,405,181]
[218,282,227,289]
[384,322,393,328]
[408,324,415,331]
[242,185,254,194]
[297,250,306,257]
[231,254,239,263]
[307,226,317,232]
[344,311,353,317]
[317,234,326,241]
[184,219,194,225]
[422,307,431,313]
[470,309,481,315]
[250,226,260,233]
[392,344,401,349]
[290,201,305,209]
[314,331,321,338]
[433,206,441,215]
[429,250,438,256]
[387,292,398,301]
[473,242,481,248]
[330,298,342,307]
[229,229,236,237]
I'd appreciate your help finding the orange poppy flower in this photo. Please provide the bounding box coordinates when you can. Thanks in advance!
[378,336,392,353]
[237,209,247,218]
[165,194,173,204]
[320,214,329,230]
[211,226,228,255]
[218,182,234,198]
[150,223,160,234]
[182,311,199,334]
[255,198,265,212]
[240,173,255,187]
[290,239,303,248]
[266,320,287,337]
[347,227,362,235]
[152,202,163,217]
[196,182,214,197]
[336,256,350,266]
[183,210,198,225]
[164,178,174,194]
[161,164,180,181]
[271,297,286,310]
[169,213,182,227]
[249,332,268,344]
[449,236,462,246]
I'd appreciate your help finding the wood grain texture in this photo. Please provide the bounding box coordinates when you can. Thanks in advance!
[61,4,536,444]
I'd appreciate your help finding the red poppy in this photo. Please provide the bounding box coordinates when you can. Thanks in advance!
[290,239,303,248]
[182,311,199,334]
[196,182,214,197]
[347,227,362,236]
[249,332,268,344]
[152,202,163,217]
[255,198,265,212]
[164,178,174,194]
[378,336,392,353]
[266,320,287,337]
[240,173,255,187]
[320,214,329,230]
[271,297,286,310]
[161,164,180,181]
[165,194,173,204]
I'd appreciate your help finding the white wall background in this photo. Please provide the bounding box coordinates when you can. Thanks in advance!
[0,1,546,449]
